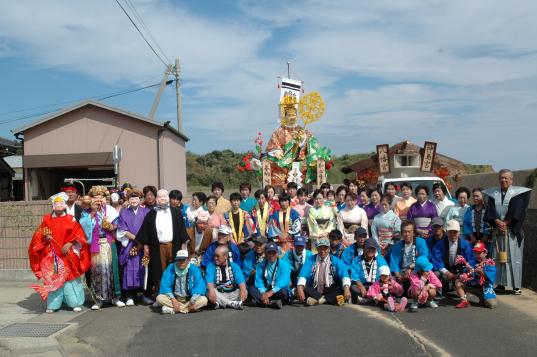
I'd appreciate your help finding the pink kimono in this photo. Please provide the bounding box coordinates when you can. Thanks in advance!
[367,277,404,301]
[409,271,442,304]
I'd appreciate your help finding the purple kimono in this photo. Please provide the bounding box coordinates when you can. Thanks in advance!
[364,203,381,222]
[407,200,438,236]
[117,206,149,291]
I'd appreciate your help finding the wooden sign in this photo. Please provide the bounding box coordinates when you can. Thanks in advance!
[421,141,437,172]
[262,159,272,187]
[317,160,326,186]
[376,144,390,174]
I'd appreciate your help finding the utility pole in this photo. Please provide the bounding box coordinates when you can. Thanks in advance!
[148,58,182,132]
[173,58,182,132]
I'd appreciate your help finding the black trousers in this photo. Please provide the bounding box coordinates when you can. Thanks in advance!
[303,283,343,305]
[248,286,289,305]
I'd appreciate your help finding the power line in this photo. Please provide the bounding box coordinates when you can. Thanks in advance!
[0,76,160,117]
[114,0,168,67]
[0,80,173,126]
[124,0,171,65]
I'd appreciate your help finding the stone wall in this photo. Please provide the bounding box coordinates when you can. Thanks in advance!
[522,209,537,290]
[0,200,49,270]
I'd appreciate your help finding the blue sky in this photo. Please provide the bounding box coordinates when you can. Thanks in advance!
[1,0,536,170]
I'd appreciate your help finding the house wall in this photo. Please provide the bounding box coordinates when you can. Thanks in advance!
[22,106,162,194]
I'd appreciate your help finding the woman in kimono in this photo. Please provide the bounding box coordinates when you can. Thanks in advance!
[81,186,124,310]
[28,192,91,313]
[363,189,382,227]
[463,188,491,247]
[445,187,470,229]
[407,185,438,238]
[251,189,271,238]
[337,193,368,246]
[186,192,207,228]
[371,196,401,260]
[394,182,416,221]
[307,189,337,252]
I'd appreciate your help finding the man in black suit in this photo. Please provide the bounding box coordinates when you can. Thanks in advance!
[136,189,189,298]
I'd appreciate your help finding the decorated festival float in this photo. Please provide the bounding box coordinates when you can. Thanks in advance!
[238,73,333,190]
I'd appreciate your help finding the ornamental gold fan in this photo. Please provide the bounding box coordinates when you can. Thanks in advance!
[298,91,325,127]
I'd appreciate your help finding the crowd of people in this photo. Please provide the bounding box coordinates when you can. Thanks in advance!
[28,169,531,315]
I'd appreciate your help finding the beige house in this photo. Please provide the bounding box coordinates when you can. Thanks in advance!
[12,100,188,200]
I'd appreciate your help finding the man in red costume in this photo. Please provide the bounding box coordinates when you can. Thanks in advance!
[28,192,91,313]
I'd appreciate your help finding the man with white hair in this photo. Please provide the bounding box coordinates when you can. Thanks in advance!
[136,189,189,300]
[186,210,213,261]
[484,169,532,295]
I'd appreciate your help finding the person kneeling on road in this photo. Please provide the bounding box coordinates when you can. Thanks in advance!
[205,245,248,310]
[157,250,208,315]
[296,238,351,306]
[249,242,291,309]
[453,241,498,309]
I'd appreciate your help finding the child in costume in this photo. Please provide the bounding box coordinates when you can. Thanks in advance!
[453,241,497,309]
[408,256,442,311]
[367,266,407,312]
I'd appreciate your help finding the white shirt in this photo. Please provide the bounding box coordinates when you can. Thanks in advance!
[434,197,454,218]
[66,203,76,217]
[156,208,173,243]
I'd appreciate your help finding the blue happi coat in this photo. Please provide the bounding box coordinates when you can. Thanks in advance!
[254,258,291,294]
[389,237,429,274]
[431,237,476,272]
[159,262,206,297]
[298,254,351,287]
[350,254,388,284]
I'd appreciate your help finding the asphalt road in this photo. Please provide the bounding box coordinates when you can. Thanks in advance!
[60,292,537,357]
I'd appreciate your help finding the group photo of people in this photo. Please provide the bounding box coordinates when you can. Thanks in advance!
[28,168,531,316]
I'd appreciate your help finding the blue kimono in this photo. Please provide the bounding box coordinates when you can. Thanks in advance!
[389,237,429,274]
[463,205,491,249]
[432,238,476,272]
[201,242,243,268]
[254,258,291,294]
[205,261,245,287]
[298,255,351,287]
[350,254,388,284]
[267,208,301,241]
[240,197,257,214]
[242,250,264,280]
[159,262,206,297]
[426,235,445,262]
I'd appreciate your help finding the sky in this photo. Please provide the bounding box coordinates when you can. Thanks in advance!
[1,0,536,170]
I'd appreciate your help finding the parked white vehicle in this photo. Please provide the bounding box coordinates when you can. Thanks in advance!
[379,176,452,200]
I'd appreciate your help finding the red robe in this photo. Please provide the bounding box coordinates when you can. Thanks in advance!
[28,214,91,299]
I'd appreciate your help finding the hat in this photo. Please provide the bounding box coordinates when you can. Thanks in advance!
[445,219,460,232]
[127,189,143,199]
[315,238,330,248]
[49,192,68,205]
[265,242,279,253]
[473,241,487,253]
[414,256,433,272]
[217,225,233,235]
[379,266,391,276]
[61,184,78,194]
[196,210,210,222]
[354,227,368,237]
[293,235,307,247]
[252,235,268,244]
[431,217,444,227]
[175,250,189,260]
[364,239,377,250]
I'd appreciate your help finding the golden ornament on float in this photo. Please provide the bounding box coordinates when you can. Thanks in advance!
[298,91,325,127]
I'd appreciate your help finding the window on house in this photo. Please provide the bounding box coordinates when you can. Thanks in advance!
[394,154,420,168]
